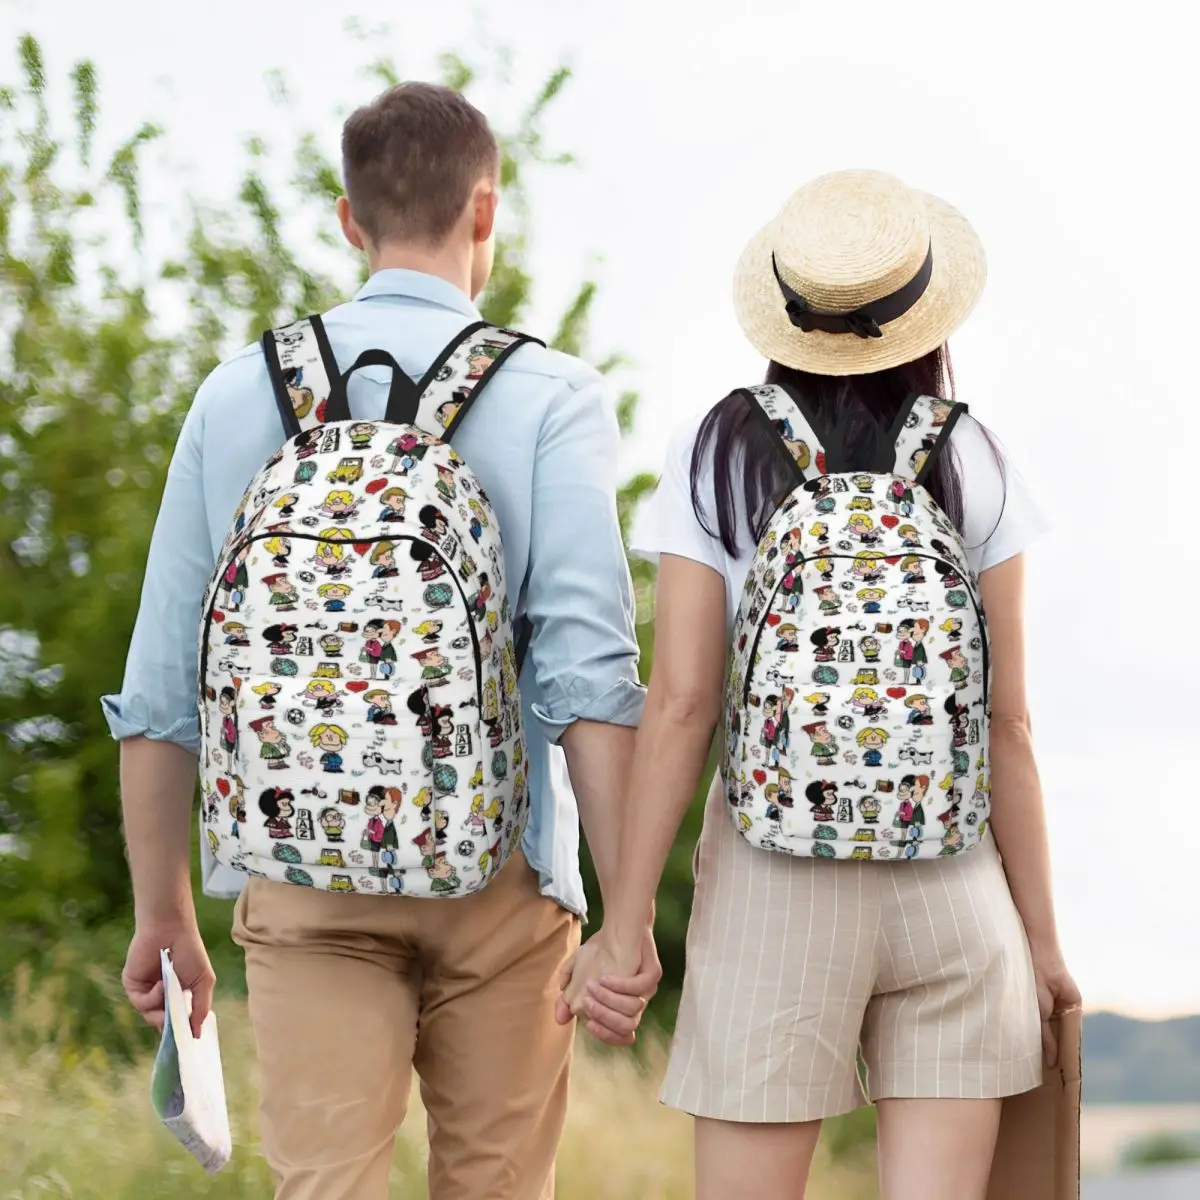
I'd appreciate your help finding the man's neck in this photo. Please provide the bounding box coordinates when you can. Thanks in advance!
[367,243,474,301]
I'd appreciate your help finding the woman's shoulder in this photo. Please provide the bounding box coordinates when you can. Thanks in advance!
[629,404,735,574]
[946,409,1050,572]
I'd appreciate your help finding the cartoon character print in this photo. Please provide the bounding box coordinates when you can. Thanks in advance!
[320,489,361,521]
[759,692,792,766]
[219,545,250,612]
[217,686,239,758]
[259,786,295,838]
[263,536,292,568]
[803,721,837,766]
[723,387,988,862]
[197,319,533,896]
[805,780,838,823]
[856,726,890,767]
[386,430,431,475]
[318,582,351,612]
[380,486,409,522]
[358,618,401,680]
[369,542,398,578]
[363,688,397,725]
[772,417,811,473]
[941,645,970,690]
[811,626,840,663]
[250,716,291,769]
[263,572,298,612]
[284,368,314,422]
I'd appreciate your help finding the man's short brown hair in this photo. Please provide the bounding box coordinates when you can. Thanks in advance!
[341,82,499,247]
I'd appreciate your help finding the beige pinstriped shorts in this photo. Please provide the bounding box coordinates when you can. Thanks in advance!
[661,776,1043,1123]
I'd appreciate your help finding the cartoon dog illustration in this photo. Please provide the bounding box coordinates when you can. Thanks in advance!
[364,594,405,611]
[361,750,403,776]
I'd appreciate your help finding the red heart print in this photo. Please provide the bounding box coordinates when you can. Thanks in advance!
[881,515,899,529]
[815,451,826,473]
[737,634,747,651]
[212,610,225,623]
[766,613,782,626]
[364,477,388,495]
[885,556,901,565]
[215,778,230,797]
[753,769,767,785]
[353,542,372,556]
[887,687,906,699]
[345,681,369,693]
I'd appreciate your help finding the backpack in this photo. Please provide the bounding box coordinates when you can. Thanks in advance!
[197,314,541,897]
[723,384,990,862]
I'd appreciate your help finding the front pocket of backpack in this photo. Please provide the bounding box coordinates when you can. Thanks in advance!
[223,676,438,882]
[760,678,965,857]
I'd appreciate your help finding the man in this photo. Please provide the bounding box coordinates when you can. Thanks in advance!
[104,81,659,1200]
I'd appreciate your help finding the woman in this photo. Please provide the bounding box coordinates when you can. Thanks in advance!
[561,170,1078,1200]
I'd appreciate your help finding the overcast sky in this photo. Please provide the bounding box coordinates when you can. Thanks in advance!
[2,0,1195,1017]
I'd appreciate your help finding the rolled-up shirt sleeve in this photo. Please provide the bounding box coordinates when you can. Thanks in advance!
[524,373,646,742]
[100,393,217,754]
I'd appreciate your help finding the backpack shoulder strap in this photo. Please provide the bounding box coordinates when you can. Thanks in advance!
[739,383,826,484]
[890,394,969,485]
[410,322,543,676]
[261,315,341,440]
[411,322,544,441]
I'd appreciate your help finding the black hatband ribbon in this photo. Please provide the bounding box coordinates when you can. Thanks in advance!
[771,243,934,339]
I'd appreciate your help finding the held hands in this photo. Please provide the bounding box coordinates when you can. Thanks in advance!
[555,926,662,1047]
[122,921,215,1041]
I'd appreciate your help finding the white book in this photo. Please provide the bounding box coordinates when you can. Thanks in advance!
[149,948,233,1174]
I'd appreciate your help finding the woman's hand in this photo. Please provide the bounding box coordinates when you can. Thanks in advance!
[555,926,660,1047]
[1030,944,1081,1066]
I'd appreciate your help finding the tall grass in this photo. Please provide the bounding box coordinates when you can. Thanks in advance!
[0,966,878,1198]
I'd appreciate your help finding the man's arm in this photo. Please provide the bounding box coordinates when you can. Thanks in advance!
[520,370,657,1039]
[522,370,646,893]
[103,398,218,1037]
[119,739,214,1038]
[558,721,635,905]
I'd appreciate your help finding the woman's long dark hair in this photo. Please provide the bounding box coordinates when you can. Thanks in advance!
[690,345,1001,557]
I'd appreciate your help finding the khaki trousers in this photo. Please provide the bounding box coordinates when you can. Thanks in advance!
[232,851,580,1199]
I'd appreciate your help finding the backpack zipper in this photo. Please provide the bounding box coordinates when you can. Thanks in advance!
[741,552,988,705]
[199,531,485,713]
[740,566,802,706]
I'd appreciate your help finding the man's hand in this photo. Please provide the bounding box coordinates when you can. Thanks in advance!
[555,925,661,1047]
[118,737,210,1037]
[123,922,215,1040]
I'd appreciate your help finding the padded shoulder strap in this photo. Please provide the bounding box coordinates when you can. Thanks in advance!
[891,394,968,485]
[740,383,826,484]
[261,315,341,440]
[413,323,543,442]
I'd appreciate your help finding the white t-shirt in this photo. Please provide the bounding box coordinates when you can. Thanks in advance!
[631,407,1049,626]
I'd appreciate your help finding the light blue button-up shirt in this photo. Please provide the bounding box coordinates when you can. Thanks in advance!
[101,269,645,917]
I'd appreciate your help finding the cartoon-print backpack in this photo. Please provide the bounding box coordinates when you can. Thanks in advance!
[196,314,541,897]
[724,385,991,862]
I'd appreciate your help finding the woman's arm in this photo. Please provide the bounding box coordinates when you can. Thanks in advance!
[561,553,727,1010]
[979,554,1055,943]
[979,553,1081,1060]
[605,553,728,954]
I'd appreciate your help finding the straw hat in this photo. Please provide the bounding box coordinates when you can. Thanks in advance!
[732,169,986,376]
